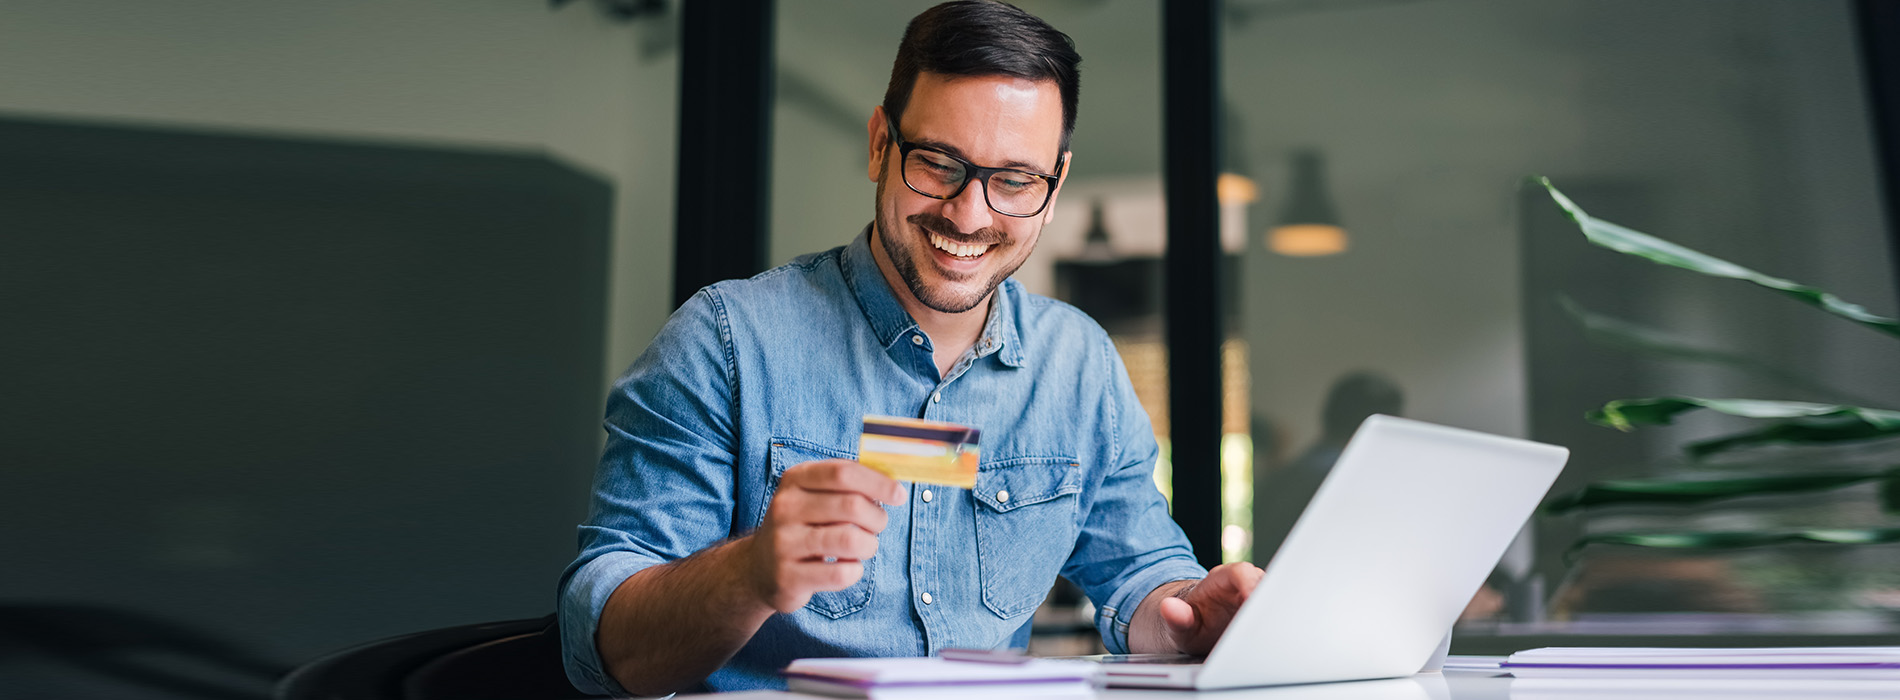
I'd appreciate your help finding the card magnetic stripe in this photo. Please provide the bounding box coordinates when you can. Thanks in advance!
[861,421,980,445]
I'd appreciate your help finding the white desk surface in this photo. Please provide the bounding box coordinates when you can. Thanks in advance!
[676,667,1900,699]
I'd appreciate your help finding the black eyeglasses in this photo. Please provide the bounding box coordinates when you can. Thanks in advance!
[884,116,1065,218]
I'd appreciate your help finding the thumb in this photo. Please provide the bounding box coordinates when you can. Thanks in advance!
[1159,595,1199,634]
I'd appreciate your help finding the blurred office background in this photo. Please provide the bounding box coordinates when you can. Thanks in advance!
[2,2,680,697]
[8,0,1900,697]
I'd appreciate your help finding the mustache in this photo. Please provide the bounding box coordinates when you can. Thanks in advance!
[908,213,1004,245]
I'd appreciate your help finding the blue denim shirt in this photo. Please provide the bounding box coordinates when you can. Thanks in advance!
[558,227,1205,694]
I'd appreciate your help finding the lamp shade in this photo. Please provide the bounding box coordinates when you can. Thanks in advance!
[1269,150,1348,256]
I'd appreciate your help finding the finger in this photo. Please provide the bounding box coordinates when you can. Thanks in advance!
[785,459,907,504]
[778,491,890,534]
[796,523,881,561]
[1234,564,1264,599]
[1160,595,1199,633]
[1203,563,1263,598]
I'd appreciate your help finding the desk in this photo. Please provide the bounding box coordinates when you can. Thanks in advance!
[676,668,1900,699]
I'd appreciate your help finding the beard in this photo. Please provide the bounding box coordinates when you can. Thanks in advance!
[873,173,1033,314]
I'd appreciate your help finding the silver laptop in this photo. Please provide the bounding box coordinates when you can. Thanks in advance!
[1097,415,1568,690]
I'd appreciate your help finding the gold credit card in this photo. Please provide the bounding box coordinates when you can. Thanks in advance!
[857,415,980,489]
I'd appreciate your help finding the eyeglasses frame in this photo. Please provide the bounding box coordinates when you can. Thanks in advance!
[883,115,1067,218]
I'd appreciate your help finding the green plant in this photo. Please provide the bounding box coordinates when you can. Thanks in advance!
[1533,177,1900,565]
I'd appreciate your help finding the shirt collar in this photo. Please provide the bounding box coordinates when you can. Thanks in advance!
[841,224,1025,368]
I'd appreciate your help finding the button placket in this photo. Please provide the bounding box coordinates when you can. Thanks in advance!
[908,484,932,645]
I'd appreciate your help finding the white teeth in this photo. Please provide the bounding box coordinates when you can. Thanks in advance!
[930,233,991,259]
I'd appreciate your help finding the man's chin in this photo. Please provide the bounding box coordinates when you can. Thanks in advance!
[910,277,992,314]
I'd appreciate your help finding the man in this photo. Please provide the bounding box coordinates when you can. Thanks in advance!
[559,2,1261,695]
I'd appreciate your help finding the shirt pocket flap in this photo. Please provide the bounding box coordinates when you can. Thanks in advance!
[761,438,858,527]
[974,457,1082,513]
[768,438,855,475]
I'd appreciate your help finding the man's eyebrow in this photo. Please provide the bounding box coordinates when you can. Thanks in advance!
[912,136,1053,174]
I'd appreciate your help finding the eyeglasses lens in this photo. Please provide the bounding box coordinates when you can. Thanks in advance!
[903,150,1049,217]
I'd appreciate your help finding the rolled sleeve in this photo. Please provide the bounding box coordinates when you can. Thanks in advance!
[556,289,739,695]
[558,551,661,695]
[1095,555,1207,654]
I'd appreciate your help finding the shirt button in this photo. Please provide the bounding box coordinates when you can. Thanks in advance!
[921,592,934,605]
[931,391,941,403]
[922,489,933,503]
[997,490,1010,503]
[911,334,924,345]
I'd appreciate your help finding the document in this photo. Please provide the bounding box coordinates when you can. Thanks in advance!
[1510,677,1900,699]
[1504,646,1900,679]
[783,656,1099,699]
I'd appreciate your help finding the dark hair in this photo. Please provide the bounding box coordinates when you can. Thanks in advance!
[883,0,1082,154]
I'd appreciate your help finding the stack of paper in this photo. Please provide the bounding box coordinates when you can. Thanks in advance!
[1504,647,1900,679]
[782,656,1100,699]
[1510,676,1900,700]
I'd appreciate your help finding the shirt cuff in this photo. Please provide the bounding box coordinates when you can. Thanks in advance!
[1095,557,1207,655]
[559,550,661,696]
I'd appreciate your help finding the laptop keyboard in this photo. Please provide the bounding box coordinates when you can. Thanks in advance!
[1091,654,1204,665]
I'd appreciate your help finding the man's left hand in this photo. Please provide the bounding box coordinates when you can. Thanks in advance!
[1156,562,1264,656]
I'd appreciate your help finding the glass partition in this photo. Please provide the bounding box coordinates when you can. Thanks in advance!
[1222,0,1900,638]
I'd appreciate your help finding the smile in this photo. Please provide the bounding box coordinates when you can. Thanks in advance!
[929,232,992,259]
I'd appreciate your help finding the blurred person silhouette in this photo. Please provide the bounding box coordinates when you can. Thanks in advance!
[1250,371,1516,623]
[1252,371,1404,566]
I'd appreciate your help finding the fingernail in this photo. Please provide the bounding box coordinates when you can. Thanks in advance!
[892,484,909,503]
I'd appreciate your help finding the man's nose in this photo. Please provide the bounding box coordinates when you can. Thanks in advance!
[940,177,995,234]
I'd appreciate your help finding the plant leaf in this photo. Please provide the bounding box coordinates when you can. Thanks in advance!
[1557,295,1880,405]
[1685,419,1900,458]
[1543,468,1900,515]
[1534,177,1900,339]
[1564,527,1900,564]
[1587,397,1900,457]
[1560,294,1775,366]
[1589,396,1900,431]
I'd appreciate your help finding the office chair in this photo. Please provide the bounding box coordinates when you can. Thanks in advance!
[275,614,590,700]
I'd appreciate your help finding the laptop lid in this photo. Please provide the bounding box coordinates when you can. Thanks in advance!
[1191,415,1567,689]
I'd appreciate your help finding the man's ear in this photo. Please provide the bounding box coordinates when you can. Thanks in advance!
[1042,151,1074,225]
[867,106,890,183]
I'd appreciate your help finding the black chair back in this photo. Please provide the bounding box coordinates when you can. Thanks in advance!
[276,615,589,700]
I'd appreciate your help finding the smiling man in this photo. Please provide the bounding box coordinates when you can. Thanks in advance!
[557,1,1261,695]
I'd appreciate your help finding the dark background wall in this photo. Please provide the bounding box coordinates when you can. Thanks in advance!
[0,117,611,692]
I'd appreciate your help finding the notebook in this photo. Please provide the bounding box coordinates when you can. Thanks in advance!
[1503,646,1900,679]
[782,656,1098,698]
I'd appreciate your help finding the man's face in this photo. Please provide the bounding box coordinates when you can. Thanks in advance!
[867,73,1068,314]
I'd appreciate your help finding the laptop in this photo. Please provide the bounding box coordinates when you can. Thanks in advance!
[1095,414,1568,690]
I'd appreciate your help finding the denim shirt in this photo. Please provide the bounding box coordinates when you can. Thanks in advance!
[558,227,1206,694]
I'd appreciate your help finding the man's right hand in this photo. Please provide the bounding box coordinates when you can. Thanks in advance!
[739,459,905,613]
[594,460,902,696]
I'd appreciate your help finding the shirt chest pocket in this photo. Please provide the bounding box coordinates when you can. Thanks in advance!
[761,438,875,619]
[973,457,1082,619]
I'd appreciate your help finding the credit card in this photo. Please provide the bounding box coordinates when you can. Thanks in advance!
[857,415,980,489]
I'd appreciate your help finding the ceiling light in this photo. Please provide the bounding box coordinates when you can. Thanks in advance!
[1268,149,1348,257]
